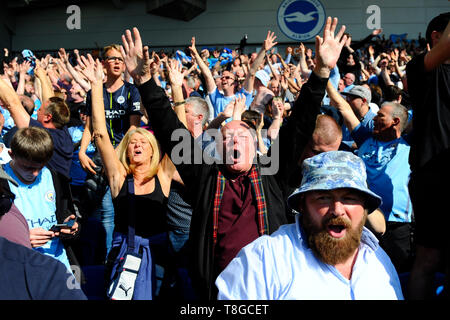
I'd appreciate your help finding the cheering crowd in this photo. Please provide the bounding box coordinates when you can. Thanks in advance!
[0,12,449,300]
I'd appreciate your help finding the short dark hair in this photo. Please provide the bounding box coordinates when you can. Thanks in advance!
[46,97,70,129]
[426,12,450,46]
[10,127,54,165]
[384,85,403,102]
[241,110,262,129]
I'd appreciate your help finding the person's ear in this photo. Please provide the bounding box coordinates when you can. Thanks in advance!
[44,113,53,123]
[392,117,400,127]
[431,30,441,45]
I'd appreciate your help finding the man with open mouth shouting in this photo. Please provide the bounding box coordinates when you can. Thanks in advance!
[121,16,351,300]
[216,151,403,300]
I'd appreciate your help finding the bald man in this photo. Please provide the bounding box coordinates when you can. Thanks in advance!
[128,18,349,299]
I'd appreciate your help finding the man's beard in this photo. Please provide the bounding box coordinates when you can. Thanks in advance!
[302,213,366,265]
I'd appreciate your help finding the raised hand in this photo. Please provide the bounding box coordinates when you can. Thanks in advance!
[166,59,184,87]
[58,48,70,64]
[222,100,235,119]
[232,94,247,121]
[299,42,306,55]
[120,27,151,85]
[372,28,383,36]
[19,61,31,75]
[314,17,347,76]
[189,36,199,56]
[271,98,284,120]
[78,54,103,83]
[262,31,278,52]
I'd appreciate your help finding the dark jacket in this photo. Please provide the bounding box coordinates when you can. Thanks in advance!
[138,72,328,299]
[0,236,86,300]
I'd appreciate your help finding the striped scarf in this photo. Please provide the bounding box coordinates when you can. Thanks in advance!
[212,165,269,245]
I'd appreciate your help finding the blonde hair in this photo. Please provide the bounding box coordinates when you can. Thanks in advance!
[116,128,160,180]
[102,44,122,58]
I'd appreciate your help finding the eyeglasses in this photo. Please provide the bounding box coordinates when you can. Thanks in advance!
[105,56,124,63]
[221,76,235,81]
[0,192,14,217]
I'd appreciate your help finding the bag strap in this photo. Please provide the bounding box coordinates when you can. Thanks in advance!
[126,175,136,253]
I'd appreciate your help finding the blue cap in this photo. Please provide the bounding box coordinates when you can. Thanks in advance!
[21,49,35,59]
[287,151,382,213]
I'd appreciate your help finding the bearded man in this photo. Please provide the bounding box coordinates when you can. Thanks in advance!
[216,151,403,300]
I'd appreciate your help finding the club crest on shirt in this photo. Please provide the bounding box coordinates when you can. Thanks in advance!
[117,95,126,104]
[46,190,55,202]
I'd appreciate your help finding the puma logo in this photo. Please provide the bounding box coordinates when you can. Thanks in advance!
[119,283,132,296]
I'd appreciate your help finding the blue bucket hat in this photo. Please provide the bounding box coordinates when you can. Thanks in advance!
[287,151,382,213]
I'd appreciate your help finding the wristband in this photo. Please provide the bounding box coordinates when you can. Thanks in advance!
[173,101,185,106]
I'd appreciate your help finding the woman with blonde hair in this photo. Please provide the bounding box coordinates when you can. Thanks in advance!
[79,54,175,300]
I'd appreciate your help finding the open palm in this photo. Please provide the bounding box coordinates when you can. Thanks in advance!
[315,17,347,70]
[120,27,151,85]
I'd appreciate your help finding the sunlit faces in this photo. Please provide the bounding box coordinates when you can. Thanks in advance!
[127,132,153,165]
[346,54,355,66]
[184,103,201,135]
[372,104,395,139]
[342,73,355,86]
[36,101,49,124]
[338,79,345,92]
[10,157,45,184]
[301,188,367,265]
[220,121,256,174]
[103,48,125,77]
[221,71,236,90]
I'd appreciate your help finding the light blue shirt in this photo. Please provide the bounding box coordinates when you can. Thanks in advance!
[216,214,403,300]
[4,163,72,271]
[354,131,412,223]
[208,87,253,118]
[0,107,15,136]
[342,107,376,149]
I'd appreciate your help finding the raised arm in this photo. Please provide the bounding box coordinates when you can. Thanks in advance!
[34,62,55,103]
[189,37,216,94]
[267,98,284,141]
[121,27,205,191]
[16,61,31,95]
[59,48,91,93]
[297,43,312,79]
[79,54,125,197]
[166,58,187,127]
[326,80,360,133]
[243,31,278,93]
[275,17,347,186]
[0,77,30,128]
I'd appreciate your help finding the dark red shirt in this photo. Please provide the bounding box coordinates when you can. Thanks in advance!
[214,171,259,276]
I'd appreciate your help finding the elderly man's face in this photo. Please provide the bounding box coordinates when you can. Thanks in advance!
[301,188,367,265]
[373,104,397,140]
[220,120,256,174]
[342,73,355,86]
